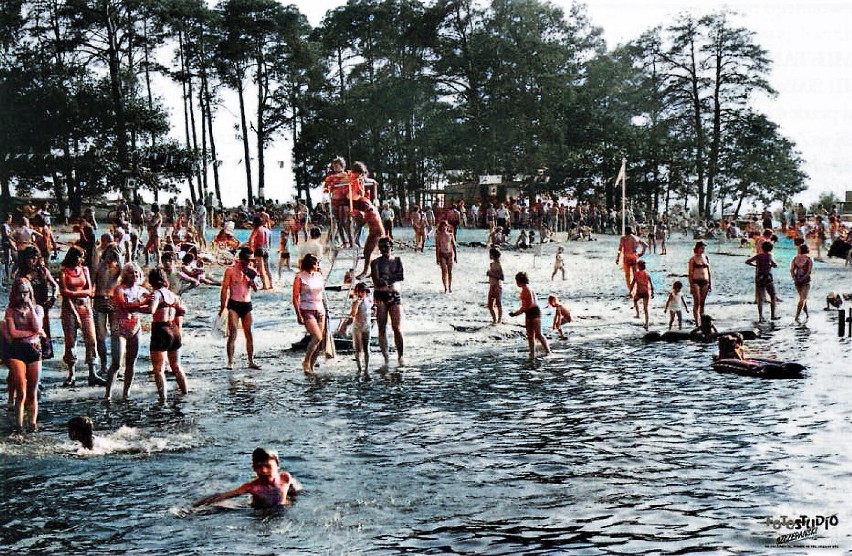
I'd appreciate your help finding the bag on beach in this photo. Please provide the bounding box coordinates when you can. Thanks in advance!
[212,311,228,338]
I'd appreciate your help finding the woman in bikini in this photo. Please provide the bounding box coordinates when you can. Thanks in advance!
[4,278,45,432]
[292,253,326,374]
[59,245,105,387]
[104,263,149,400]
[148,268,187,401]
[790,243,813,323]
[687,241,711,326]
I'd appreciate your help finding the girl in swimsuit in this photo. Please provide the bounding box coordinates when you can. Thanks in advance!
[59,245,105,387]
[790,243,813,323]
[148,268,187,402]
[509,272,550,364]
[105,263,150,400]
[687,241,711,326]
[292,253,326,374]
[4,278,45,432]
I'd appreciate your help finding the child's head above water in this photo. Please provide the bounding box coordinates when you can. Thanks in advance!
[252,447,279,467]
[68,416,94,450]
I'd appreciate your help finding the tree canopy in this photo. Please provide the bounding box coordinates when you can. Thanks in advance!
[1,0,806,218]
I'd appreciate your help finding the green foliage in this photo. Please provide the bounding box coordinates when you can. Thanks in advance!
[1,0,808,217]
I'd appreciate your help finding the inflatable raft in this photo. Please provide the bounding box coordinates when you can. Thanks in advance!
[712,357,805,379]
[643,329,759,343]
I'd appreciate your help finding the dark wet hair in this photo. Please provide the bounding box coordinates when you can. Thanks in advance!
[694,241,705,251]
[761,241,773,253]
[636,260,646,270]
[253,216,262,228]
[515,271,529,285]
[798,244,809,254]
[160,251,174,264]
[489,247,501,260]
[378,237,392,249]
[625,226,633,235]
[252,447,279,467]
[148,267,167,289]
[237,246,253,261]
[673,280,683,290]
[310,227,322,239]
[182,252,195,264]
[61,245,85,268]
[68,416,94,450]
[300,253,318,271]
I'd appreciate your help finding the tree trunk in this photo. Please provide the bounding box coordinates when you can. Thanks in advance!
[202,66,222,209]
[236,79,253,205]
[178,30,196,203]
[105,3,129,192]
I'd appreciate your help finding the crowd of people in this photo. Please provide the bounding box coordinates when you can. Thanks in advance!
[1,175,848,438]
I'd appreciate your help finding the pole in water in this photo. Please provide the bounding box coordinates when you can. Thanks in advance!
[841,308,852,338]
[848,308,852,337]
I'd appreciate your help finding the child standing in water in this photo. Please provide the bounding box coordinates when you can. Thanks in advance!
[551,246,565,280]
[547,295,572,339]
[509,272,550,364]
[348,282,373,374]
[745,241,779,321]
[486,247,504,324]
[630,260,654,329]
[663,280,689,330]
[194,447,302,509]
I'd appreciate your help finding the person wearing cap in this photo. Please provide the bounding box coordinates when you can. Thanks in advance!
[219,247,261,370]
[193,447,302,509]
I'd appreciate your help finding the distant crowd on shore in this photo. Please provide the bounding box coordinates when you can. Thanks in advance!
[1,173,849,436]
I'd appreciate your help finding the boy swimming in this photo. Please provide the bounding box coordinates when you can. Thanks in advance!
[193,447,302,509]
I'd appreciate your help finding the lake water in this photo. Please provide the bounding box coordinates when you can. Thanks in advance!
[2,229,850,554]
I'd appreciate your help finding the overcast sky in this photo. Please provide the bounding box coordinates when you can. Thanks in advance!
[192,0,852,208]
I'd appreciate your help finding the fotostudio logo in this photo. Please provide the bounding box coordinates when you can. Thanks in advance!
[765,514,839,548]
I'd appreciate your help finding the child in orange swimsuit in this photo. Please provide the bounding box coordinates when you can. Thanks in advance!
[630,260,654,329]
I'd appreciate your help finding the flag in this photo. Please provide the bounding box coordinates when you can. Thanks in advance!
[615,159,626,186]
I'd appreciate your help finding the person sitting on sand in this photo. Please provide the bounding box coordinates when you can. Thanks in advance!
[213,221,240,252]
[181,252,221,286]
[547,295,572,340]
[825,291,849,310]
[193,447,302,509]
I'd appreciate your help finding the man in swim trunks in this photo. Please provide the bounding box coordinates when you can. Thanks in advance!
[219,247,260,369]
[434,220,457,293]
[615,226,647,295]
